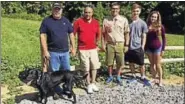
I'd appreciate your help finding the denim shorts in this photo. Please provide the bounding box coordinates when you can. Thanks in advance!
[49,51,70,72]
[145,46,162,54]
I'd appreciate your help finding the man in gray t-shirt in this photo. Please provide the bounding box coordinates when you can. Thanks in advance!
[129,19,148,50]
[126,3,150,86]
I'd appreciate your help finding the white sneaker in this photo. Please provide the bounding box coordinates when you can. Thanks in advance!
[87,84,93,94]
[91,83,99,92]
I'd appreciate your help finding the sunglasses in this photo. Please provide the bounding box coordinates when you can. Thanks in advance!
[133,10,140,12]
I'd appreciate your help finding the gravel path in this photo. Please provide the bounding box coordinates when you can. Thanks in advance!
[16,80,184,104]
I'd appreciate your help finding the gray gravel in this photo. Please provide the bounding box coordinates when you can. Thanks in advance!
[16,80,184,104]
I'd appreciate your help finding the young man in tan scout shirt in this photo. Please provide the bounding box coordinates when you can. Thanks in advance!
[102,2,130,86]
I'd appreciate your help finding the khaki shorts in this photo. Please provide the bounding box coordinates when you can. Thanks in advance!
[79,48,101,71]
[106,43,125,69]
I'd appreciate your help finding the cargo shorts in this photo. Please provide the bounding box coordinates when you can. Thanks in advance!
[106,42,125,69]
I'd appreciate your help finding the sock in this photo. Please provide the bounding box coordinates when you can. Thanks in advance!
[141,75,145,79]
[132,74,136,78]
[117,76,121,81]
[109,75,113,78]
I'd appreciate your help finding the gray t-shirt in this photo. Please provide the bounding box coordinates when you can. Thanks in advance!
[129,18,148,50]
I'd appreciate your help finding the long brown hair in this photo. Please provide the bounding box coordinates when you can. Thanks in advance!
[147,11,162,35]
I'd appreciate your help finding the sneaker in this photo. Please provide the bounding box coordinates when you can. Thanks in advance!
[106,76,113,83]
[91,83,99,92]
[53,93,60,100]
[149,79,156,86]
[87,84,93,94]
[158,83,163,87]
[117,77,123,86]
[142,78,151,86]
[126,78,137,84]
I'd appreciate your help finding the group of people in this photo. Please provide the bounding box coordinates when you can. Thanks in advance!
[39,2,166,95]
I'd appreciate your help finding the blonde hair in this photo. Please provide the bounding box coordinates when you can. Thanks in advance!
[147,11,162,35]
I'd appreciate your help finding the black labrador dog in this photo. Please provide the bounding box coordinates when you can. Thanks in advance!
[19,68,87,104]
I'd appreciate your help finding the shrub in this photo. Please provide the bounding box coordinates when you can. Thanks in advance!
[2,12,43,21]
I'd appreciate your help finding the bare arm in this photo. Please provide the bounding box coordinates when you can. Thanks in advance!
[96,27,102,50]
[69,32,76,56]
[124,32,129,52]
[141,33,146,50]
[124,32,129,46]
[40,33,49,72]
[101,29,107,52]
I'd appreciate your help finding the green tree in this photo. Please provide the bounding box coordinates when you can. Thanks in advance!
[1,1,24,14]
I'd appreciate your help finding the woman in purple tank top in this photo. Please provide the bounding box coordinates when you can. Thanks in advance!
[145,11,166,86]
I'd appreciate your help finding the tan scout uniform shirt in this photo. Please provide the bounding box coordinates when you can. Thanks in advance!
[102,15,130,43]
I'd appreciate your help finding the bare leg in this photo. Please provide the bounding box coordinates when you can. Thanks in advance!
[129,63,135,77]
[147,53,157,79]
[108,66,113,76]
[91,69,97,83]
[140,65,145,79]
[105,65,114,83]
[86,71,91,85]
[117,65,123,77]
[155,54,163,86]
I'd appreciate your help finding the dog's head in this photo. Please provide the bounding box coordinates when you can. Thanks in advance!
[19,68,41,86]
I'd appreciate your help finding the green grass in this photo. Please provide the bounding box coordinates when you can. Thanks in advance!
[2,18,41,67]
[166,34,184,46]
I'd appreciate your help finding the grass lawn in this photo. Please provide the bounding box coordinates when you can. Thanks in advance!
[166,34,184,46]
[2,18,41,67]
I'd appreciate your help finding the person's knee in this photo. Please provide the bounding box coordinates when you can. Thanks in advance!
[91,69,97,74]
[139,65,145,70]
[150,63,155,68]
[116,64,123,70]
[156,64,161,69]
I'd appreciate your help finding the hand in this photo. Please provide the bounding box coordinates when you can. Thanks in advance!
[124,46,128,53]
[101,45,106,52]
[105,26,112,33]
[70,48,76,57]
[97,47,101,52]
[42,67,47,72]
[104,23,112,33]
[160,51,164,56]
[43,51,50,60]
[142,46,145,51]
[42,51,50,72]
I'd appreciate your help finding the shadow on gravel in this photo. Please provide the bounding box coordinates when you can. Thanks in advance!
[15,92,40,103]
[15,92,81,104]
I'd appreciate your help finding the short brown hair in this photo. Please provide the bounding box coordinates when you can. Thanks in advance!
[111,2,120,8]
[132,3,141,10]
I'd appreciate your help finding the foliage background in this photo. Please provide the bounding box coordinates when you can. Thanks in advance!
[1,1,185,34]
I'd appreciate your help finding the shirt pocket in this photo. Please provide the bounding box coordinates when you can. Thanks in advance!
[115,22,124,34]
